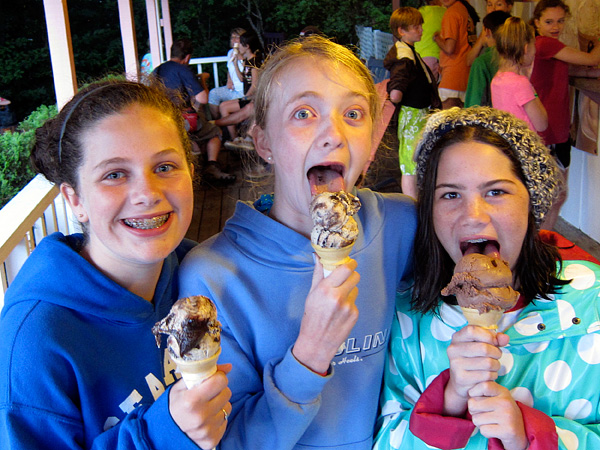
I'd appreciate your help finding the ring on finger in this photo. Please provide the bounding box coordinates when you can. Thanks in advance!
[222,408,229,422]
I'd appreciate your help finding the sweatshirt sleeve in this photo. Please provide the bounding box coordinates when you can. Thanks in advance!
[92,388,200,450]
[388,58,417,95]
[217,318,330,449]
[0,388,199,450]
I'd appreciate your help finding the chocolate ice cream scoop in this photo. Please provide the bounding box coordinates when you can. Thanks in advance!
[152,296,221,361]
[310,191,361,248]
[442,253,519,314]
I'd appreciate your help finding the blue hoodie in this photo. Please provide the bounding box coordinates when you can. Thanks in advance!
[179,188,417,449]
[0,233,198,449]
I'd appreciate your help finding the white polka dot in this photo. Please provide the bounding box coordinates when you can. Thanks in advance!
[557,300,576,331]
[397,311,414,339]
[564,263,596,290]
[389,419,408,449]
[514,312,545,336]
[431,317,456,342]
[588,321,600,333]
[415,374,425,393]
[404,383,420,404]
[425,374,437,388]
[498,309,520,331]
[439,303,467,327]
[556,426,579,449]
[577,334,600,364]
[523,341,549,353]
[565,399,592,420]
[388,353,399,376]
[544,360,572,392]
[510,386,534,407]
[380,399,403,416]
[498,348,514,376]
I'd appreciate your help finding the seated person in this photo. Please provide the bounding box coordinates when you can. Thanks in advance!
[153,38,235,183]
[213,31,264,144]
[208,28,246,120]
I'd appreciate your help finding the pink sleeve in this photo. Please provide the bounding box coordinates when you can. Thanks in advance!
[411,370,559,450]
[409,369,476,449]
[488,403,558,450]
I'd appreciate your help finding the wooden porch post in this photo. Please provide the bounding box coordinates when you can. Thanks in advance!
[392,0,400,11]
[42,0,77,110]
[117,0,141,81]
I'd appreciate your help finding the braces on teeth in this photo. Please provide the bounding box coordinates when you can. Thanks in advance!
[124,214,168,229]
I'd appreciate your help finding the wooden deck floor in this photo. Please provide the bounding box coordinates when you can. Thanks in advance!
[185,147,277,243]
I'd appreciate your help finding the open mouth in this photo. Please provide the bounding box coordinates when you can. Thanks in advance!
[460,238,500,258]
[307,164,345,195]
[123,213,170,230]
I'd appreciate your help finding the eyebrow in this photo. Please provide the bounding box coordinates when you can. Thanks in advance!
[285,90,369,106]
[435,179,518,190]
[92,148,181,171]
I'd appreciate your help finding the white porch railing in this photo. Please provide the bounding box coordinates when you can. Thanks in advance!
[0,175,79,312]
[189,56,229,88]
[355,26,394,61]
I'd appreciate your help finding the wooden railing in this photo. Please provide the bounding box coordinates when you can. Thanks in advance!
[0,175,79,310]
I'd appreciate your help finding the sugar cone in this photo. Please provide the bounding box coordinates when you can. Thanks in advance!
[171,347,221,389]
[311,242,355,277]
[460,307,503,330]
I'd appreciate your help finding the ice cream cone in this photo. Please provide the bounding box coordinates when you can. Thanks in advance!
[460,307,503,331]
[311,242,355,277]
[171,347,221,389]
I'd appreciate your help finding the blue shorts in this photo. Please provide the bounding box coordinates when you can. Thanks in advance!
[208,86,244,105]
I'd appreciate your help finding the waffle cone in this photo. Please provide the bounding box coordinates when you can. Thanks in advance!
[171,347,221,389]
[311,242,355,273]
[460,307,503,330]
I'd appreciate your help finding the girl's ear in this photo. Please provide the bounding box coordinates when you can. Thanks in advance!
[60,183,89,223]
[533,19,540,31]
[253,126,273,164]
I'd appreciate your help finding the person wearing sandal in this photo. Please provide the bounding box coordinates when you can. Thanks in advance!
[153,38,236,184]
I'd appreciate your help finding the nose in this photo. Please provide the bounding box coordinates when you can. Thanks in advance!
[462,195,490,226]
[130,173,163,206]
[317,114,344,151]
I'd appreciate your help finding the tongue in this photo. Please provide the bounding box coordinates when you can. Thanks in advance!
[308,167,345,195]
[484,242,501,259]
[463,241,501,259]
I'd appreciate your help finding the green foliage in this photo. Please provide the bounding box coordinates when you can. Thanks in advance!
[0,105,58,208]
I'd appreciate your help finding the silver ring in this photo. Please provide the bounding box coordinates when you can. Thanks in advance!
[222,408,229,422]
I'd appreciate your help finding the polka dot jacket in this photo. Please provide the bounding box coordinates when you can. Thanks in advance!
[375,259,600,450]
